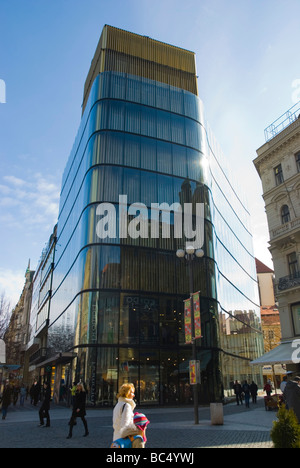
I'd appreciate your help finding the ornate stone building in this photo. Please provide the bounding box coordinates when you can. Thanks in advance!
[253,103,300,373]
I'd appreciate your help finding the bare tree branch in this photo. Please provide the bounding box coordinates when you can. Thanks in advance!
[0,292,12,339]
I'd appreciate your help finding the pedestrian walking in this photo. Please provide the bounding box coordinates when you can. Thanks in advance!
[280,376,288,393]
[20,383,27,407]
[283,376,300,423]
[30,379,40,406]
[70,381,77,407]
[1,384,12,420]
[264,380,272,397]
[12,385,19,406]
[233,380,243,406]
[280,376,288,408]
[250,381,258,404]
[67,383,89,439]
[39,382,51,428]
[113,382,139,443]
[242,380,251,408]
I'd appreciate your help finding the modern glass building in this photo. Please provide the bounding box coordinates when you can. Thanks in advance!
[47,25,263,406]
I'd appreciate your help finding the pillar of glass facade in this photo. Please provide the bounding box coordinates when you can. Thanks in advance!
[48,26,263,406]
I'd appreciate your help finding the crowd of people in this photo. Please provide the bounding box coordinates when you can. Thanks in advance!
[232,380,258,408]
[0,379,150,446]
[232,375,300,423]
[0,379,51,419]
[0,378,90,438]
[1,375,300,446]
[0,381,34,420]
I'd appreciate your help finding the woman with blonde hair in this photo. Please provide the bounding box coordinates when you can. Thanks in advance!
[113,383,139,441]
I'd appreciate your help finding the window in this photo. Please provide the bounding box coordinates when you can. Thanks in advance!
[291,303,300,336]
[281,205,291,224]
[296,152,300,172]
[274,164,284,185]
[268,330,275,340]
[288,252,298,277]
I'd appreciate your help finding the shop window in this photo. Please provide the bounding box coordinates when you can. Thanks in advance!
[291,303,300,336]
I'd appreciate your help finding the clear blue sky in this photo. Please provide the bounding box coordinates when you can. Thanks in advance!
[1,0,300,305]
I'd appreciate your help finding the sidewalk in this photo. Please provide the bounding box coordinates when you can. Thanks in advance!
[145,398,276,448]
[0,397,276,448]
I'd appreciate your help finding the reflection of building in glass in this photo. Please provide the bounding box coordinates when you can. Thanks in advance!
[24,226,57,386]
[41,25,263,406]
[4,261,34,386]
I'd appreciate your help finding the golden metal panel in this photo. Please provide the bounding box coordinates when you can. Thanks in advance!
[82,25,198,114]
[105,25,196,73]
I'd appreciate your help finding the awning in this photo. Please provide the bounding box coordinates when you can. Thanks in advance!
[0,364,21,370]
[250,341,298,366]
[36,352,77,368]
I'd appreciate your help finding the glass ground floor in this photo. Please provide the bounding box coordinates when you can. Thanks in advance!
[44,345,263,407]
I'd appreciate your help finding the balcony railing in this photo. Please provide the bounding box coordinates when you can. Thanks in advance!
[271,216,300,240]
[278,271,300,291]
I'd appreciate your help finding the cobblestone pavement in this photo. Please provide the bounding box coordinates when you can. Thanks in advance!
[0,397,275,449]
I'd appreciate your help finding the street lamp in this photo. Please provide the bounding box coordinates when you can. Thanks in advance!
[177,247,204,258]
[176,246,204,425]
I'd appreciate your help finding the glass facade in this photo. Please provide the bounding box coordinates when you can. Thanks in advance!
[48,32,263,406]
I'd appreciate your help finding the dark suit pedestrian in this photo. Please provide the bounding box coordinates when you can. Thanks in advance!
[67,383,89,439]
[284,378,300,423]
[30,380,40,406]
[233,381,243,405]
[39,382,51,427]
[1,385,12,420]
[250,381,258,404]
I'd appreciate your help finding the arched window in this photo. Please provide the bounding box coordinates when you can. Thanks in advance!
[281,205,290,224]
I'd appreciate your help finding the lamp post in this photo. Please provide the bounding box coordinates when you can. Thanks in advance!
[176,246,204,425]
